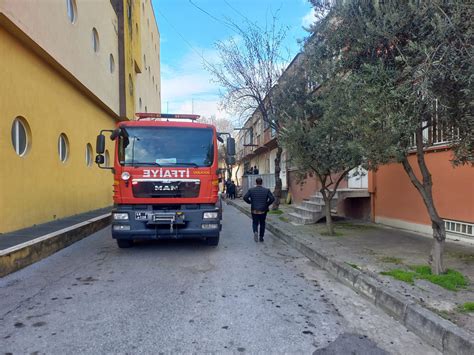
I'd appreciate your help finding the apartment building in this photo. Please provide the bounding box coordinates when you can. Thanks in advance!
[234,111,288,196]
[0,0,161,233]
[233,43,473,243]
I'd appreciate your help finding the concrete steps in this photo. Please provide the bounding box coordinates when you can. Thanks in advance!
[288,192,338,225]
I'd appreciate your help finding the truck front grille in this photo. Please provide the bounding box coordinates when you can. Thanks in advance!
[132,179,200,198]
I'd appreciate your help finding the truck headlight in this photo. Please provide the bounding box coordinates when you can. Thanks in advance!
[113,213,129,220]
[121,172,131,181]
[203,212,219,219]
[202,223,219,229]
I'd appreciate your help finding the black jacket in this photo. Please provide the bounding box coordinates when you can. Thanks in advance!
[243,186,275,212]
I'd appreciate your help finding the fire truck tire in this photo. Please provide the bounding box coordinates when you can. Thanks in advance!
[116,239,134,248]
[206,236,220,246]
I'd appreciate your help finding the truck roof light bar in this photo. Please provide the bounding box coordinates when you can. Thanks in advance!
[136,113,200,121]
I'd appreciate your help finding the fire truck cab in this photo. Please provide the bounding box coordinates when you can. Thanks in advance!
[95,113,235,248]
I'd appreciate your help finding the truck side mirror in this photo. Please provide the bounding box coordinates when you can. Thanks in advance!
[110,128,121,141]
[95,155,105,165]
[226,137,236,156]
[96,134,105,154]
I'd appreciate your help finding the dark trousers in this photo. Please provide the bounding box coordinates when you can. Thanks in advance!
[252,213,267,237]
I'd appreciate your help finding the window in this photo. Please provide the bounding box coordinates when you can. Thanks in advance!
[11,117,30,156]
[127,1,132,35]
[139,98,142,110]
[145,106,148,113]
[104,150,110,167]
[85,143,93,167]
[58,134,69,162]
[136,23,139,37]
[410,100,460,148]
[66,0,77,23]
[245,128,254,145]
[119,127,214,167]
[152,75,155,85]
[445,219,474,238]
[92,28,100,53]
[144,54,147,69]
[109,54,115,73]
[129,74,133,96]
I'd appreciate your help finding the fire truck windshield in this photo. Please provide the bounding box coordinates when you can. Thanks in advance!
[118,127,214,167]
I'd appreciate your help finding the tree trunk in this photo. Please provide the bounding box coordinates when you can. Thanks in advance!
[400,130,447,274]
[235,165,240,186]
[431,221,446,275]
[272,145,283,210]
[324,198,334,235]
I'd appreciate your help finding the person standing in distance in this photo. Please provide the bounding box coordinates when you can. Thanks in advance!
[243,177,275,242]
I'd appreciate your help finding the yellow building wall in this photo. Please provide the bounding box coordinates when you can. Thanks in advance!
[123,0,142,119]
[0,27,115,233]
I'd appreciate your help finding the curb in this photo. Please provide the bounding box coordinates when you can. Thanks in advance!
[0,213,111,278]
[228,200,473,355]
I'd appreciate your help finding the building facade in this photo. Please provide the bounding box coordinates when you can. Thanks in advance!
[233,40,473,243]
[233,112,288,196]
[0,0,161,233]
[369,145,474,243]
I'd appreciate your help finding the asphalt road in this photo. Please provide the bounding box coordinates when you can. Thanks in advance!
[0,204,439,354]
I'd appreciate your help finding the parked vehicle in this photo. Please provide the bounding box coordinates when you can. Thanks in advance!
[95,113,235,248]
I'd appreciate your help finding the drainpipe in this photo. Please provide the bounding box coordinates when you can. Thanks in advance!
[369,170,377,222]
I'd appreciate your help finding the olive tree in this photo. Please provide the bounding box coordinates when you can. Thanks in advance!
[309,0,473,274]
[276,57,365,235]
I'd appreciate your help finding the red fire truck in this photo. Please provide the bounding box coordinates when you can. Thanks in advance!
[95,113,235,248]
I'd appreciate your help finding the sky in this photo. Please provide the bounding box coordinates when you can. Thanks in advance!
[152,0,315,126]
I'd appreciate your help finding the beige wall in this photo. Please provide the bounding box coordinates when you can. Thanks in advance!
[0,0,120,115]
[135,0,161,114]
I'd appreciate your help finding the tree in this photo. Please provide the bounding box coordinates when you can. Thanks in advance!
[200,116,235,179]
[205,18,289,208]
[309,0,473,274]
[276,59,365,235]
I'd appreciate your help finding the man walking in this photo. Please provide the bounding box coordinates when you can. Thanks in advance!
[228,180,236,200]
[243,177,275,242]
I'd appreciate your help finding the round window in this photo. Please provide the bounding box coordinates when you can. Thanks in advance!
[58,134,69,162]
[109,54,115,73]
[11,117,30,156]
[66,0,77,23]
[104,150,110,167]
[92,28,100,52]
[85,143,93,167]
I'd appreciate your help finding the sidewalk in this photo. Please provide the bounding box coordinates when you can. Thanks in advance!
[0,208,111,277]
[227,198,473,354]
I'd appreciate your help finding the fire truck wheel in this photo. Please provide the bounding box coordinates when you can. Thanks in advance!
[206,236,220,246]
[116,239,134,248]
